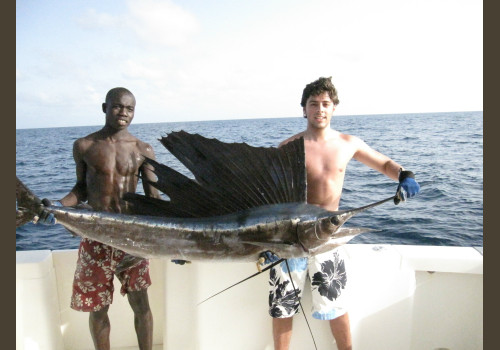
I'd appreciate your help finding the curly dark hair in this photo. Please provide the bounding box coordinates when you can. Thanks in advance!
[300,77,339,107]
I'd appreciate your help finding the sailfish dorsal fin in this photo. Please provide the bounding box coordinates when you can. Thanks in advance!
[124,131,306,218]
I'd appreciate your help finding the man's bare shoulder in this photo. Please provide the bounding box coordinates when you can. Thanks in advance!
[110,132,155,156]
[336,132,364,145]
[73,132,99,151]
[73,130,119,153]
[338,132,359,142]
[337,132,372,156]
[279,132,305,147]
[133,137,155,157]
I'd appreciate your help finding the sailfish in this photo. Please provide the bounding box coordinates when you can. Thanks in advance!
[16,131,399,262]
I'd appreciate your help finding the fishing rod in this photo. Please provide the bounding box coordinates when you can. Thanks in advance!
[198,258,319,350]
[197,258,286,305]
[284,258,318,350]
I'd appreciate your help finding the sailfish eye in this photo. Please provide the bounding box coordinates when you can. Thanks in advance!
[330,216,340,225]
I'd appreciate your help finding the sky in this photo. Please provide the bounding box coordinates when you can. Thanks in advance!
[16,0,483,129]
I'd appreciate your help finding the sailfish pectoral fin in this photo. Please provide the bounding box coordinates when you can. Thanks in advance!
[239,240,297,250]
[308,227,378,256]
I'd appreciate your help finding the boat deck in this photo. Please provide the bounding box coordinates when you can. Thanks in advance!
[16,244,483,350]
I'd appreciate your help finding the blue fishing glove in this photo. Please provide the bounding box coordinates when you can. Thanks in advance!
[257,251,280,272]
[260,251,280,264]
[394,169,420,205]
[171,259,190,265]
[35,198,62,225]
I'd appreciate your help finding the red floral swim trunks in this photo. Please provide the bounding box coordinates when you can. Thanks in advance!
[70,238,151,312]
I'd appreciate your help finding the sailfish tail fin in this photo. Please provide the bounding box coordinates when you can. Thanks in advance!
[16,176,43,227]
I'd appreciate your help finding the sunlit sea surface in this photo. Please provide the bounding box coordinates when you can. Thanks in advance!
[16,111,483,250]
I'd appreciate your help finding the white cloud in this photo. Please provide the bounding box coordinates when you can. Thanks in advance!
[84,85,103,106]
[77,8,118,29]
[78,0,199,47]
[121,59,171,80]
[128,0,199,46]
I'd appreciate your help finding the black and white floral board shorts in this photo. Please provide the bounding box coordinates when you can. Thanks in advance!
[268,247,350,320]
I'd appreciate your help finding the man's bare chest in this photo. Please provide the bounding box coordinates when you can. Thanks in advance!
[84,142,142,176]
[306,154,347,179]
[305,143,353,177]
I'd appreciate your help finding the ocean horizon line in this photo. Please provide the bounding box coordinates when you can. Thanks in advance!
[16,110,482,131]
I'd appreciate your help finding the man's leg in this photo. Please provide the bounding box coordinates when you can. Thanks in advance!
[329,312,352,350]
[127,289,153,350]
[89,306,111,350]
[269,258,309,350]
[273,316,293,350]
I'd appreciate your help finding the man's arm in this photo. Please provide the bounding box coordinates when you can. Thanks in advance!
[36,139,89,225]
[139,143,161,199]
[351,136,420,202]
[351,136,402,181]
[59,139,89,206]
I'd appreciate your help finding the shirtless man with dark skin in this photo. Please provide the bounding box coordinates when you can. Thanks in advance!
[38,87,160,350]
[266,77,420,350]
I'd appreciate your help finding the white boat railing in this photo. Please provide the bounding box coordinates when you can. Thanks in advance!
[16,244,483,350]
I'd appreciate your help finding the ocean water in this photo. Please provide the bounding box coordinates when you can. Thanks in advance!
[16,111,483,250]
